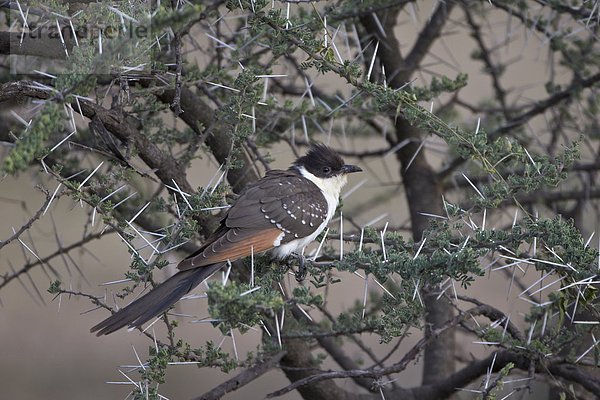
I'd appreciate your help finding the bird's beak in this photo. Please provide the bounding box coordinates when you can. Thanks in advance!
[342,164,362,174]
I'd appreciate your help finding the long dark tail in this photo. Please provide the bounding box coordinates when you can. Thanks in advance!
[91,263,224,336]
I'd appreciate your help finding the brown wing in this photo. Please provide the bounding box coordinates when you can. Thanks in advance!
[177,170,328,270]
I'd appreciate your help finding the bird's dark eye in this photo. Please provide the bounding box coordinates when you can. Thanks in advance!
[322,166,331,174]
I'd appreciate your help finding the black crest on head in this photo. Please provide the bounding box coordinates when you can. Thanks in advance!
[294,143,346,178]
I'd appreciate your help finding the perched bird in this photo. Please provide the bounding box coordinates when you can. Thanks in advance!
[91,144,362,335]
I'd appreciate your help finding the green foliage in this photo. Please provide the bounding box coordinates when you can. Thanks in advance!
[477,362,514,400]
[292,286,323,307]
[337,230,483,288]
[6,0,600,397]
[207,281,284,334]
[134,340,240,399]
[47,280,62,295]
[410,73,469,101]
[124,254,169,283]
[184,340,240,372]
[377,294,422,343]
[3,102,64,174]
[55,46,98,92]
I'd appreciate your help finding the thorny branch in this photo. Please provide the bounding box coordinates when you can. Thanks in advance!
[193,351,287,400]
[2,0,600,399]
[0,228,115,291]
[0,186,54,252]
[270,302,600,399]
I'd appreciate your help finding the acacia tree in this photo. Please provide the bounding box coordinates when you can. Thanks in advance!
[1,0,600,399]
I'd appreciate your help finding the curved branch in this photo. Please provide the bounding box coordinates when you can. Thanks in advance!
[194,351,287,400]
[269,304,519,398]
[492,71,600,137]
[0,81,194,194]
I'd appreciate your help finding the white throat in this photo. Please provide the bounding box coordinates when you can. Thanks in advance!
[296,165,347,211]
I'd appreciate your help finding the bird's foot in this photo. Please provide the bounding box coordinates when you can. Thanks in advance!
[294,254,309,282]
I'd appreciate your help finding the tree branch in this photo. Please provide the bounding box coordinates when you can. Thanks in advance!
[270,304,516,398]
[193,351,287,400]
[492,71,600,137]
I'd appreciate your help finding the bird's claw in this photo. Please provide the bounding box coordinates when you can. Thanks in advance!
[294,254,308,282]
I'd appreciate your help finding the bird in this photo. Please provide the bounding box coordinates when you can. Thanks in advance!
[91,143,362,335]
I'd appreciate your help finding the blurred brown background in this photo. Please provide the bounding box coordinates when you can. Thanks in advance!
[1,1,590,399]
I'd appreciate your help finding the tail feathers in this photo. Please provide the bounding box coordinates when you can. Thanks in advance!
[91,263,224,336]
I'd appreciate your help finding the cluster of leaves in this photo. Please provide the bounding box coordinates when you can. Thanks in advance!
[132,339,241,399]
[3,102,64,174]
[337,223,484,287]
[207,280,285,335]
[319,207,598,346]
[217,69,266,165]
[409,73,469,102]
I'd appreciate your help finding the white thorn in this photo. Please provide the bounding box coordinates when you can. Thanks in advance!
[77,161,104,190]
[366,41,379,81]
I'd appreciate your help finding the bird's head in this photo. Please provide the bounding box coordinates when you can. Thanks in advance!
[294,143,362,178]
[293,144,362,195]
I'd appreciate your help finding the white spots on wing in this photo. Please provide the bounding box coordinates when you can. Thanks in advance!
[261,205,272,222]
[275,222,291,234]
